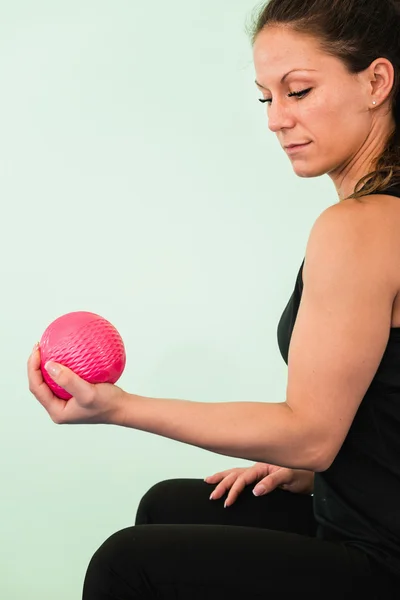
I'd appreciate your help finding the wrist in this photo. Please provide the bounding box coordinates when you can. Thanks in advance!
[110,390,140,427]
[305,471,315,494]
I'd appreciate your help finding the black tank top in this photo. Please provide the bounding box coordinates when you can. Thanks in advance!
[277,184,400,578]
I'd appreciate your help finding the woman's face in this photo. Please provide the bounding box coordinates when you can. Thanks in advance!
[253,26,376,180]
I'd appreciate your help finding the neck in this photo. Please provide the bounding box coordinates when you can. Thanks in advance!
[329,118,395,202]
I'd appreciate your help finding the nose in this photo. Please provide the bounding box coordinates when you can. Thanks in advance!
[267,101,296,133]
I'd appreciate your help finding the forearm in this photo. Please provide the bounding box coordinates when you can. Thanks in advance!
[114,393,324,471]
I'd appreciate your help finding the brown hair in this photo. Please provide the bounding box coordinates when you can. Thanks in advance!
[246,0,400,200]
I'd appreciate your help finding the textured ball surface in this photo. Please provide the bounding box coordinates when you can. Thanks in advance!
[39,311,126,400]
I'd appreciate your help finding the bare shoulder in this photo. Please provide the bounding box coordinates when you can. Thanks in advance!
[286,193,400,470]
[307,195,400,299]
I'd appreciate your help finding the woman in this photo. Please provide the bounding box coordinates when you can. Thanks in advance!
[27,0,400,597]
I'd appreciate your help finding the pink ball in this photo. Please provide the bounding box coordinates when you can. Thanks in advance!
[39,311,126,400]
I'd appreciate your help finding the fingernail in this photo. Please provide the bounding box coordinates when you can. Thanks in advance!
[209,492,214,500]
[224,501,229,508]
[253,485,266,497]
[32,342,39,353]
[45,361,61,377]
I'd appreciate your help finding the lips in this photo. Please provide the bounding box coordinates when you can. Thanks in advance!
[284,142,312,155]
[284,142,310,149]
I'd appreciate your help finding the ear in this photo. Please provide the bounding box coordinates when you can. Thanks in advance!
[365,57,395,106]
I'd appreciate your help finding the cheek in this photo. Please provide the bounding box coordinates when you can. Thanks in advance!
[301,96,367,158]
[302,93,343,138]
[285,88,370,178]
[289,102,365,177]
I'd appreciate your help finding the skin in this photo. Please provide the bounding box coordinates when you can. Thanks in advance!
[211,26,399,504]
[253,25,395,201]
[27,26,399,508]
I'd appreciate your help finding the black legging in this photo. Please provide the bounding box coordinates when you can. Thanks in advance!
[82,478,397,599]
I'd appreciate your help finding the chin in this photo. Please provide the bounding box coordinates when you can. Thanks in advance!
[291,161,329,179]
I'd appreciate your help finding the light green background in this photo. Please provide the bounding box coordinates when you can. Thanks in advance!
[1,1,333,598]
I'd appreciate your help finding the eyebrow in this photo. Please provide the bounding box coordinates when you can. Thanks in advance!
[255,69,317,89]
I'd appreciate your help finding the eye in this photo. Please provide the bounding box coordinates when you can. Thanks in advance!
[287,88,312,99]
[258,88,312,104]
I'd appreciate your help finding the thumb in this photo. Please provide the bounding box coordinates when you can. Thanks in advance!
[45,361,93,400]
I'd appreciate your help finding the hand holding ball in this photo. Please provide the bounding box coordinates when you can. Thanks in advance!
[39,311,126,400]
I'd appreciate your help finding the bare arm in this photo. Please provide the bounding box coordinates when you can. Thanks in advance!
[30,201,394,481]
[28,347,324,470]
[114,393,326,472]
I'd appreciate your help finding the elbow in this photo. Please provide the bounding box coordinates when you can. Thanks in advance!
[285,412,340,472]
[310,444,337,472]
[312,455,333,473]
[300,454,327,473]
[299,438,337,472]
[294,417,341,472]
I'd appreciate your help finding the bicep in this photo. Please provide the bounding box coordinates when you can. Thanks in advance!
[286,207,396,470]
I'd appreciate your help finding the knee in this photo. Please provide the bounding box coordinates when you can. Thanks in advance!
[139,478,184,504]
[135,478,184,525]
[83,526,165,598]
[83,528,136,598]
[135,478,206,526]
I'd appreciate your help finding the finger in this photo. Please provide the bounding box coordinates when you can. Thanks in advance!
[209,472,239,500]
[28,346,62,413]
[27,343,41,385]
[225,470,259,507]
[44,361,95,404]
[253,470,288,497]
[204,469,238,483]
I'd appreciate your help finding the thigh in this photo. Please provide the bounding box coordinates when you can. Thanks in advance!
[82,523,384,600]
[135,478,317,536]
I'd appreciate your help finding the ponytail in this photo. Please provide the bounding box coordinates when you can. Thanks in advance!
[349,86,400,200]
[247,0,400,201]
